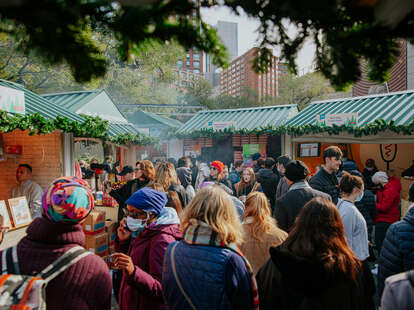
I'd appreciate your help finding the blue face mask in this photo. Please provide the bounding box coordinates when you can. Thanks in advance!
[355,191,364,202]
[126,212,150,234]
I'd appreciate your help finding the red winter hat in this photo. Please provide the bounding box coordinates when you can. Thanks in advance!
[210,161,224,174]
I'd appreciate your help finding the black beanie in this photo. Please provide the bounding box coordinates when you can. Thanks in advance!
[285,160,309,182]
[409,182,414,202]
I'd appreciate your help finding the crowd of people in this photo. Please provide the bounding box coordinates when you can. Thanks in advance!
[1,146,413,310]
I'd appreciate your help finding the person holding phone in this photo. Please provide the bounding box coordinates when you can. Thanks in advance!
[113,187,182,310]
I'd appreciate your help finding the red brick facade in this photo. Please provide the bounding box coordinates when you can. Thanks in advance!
[353,41,407,97]
[0,131,63,198]
[220,47,287,101]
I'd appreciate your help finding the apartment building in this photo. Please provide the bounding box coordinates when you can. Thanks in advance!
[220,47,287,101]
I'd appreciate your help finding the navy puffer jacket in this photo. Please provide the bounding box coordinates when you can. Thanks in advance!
[378,204,414,297]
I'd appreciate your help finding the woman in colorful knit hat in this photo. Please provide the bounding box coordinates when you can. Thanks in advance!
[162,186,257,310]
[0,176,112,310]
[114,187,182,310]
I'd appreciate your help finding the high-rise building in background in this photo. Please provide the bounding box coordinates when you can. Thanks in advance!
[220,47,288,101]
[205,20,238,87]
[352,40,414,96]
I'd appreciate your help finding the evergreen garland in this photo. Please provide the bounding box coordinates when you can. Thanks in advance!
[0,111,154,146]
[172,118,414,139]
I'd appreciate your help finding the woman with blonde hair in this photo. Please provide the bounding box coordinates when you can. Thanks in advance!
[162,186,258,310]
[240,192,287,275]
[155,161,187,207]
[234,167,261,201]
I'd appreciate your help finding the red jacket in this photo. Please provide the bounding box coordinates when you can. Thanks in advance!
[0,217,112,310]
[375,176,402,224]
[116,223,182,310]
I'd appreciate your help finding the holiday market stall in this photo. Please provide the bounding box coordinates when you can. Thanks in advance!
[0,80,152,232]
[284,90,414,217]
[176,105,298,166]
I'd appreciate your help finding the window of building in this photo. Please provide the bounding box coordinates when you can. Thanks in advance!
[193,53,200,61]
[186,61,191,67]
[177,60,183,68]
[193,61,200,68]
[194,69,200,74]
[186,52,190,59]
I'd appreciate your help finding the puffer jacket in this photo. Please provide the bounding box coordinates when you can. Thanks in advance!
[0,217,112,310]
[116,209,182,310]
[162,241,253,310]
[378,204,414,297]
[309,167,339,204]
[375,176,402,224]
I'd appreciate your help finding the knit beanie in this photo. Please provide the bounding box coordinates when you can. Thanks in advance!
[372,171,388,184]
[210,161,224,174]
[126,187,167,215]
[285,160,309,182]
[42,177,94,224]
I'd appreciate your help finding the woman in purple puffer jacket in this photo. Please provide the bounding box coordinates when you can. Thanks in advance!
[114,187,182,310]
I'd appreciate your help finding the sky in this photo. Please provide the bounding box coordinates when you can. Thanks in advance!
[201,6,316,75]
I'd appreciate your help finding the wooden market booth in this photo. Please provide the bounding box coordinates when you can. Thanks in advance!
[176,105,298,166]
[284,90,414,216]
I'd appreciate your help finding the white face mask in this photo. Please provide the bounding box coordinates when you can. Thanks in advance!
[126,213,150,232]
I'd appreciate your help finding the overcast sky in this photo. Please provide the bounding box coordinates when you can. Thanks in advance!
[201,6,316,75]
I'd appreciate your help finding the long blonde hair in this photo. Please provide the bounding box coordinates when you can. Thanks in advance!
[155,161,178,191]
[181,186,243,245]
[243,192,281,240]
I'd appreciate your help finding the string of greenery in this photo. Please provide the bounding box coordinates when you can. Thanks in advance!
[171,119,414,139]
[0,111,156,146]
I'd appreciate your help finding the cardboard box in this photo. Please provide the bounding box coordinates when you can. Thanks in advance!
[105,220,118,246]
[84,232,108,256]
[82,211,106,235]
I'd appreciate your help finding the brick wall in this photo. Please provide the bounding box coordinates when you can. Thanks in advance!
[0,130,63,199]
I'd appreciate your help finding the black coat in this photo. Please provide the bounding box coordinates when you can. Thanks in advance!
[378,205,414,297]
[309,168,339,204]
[274,186,331,232]
[354,190,376,230]
[256,169,280,208]
[256,246,375,310]
[109,179,149,221]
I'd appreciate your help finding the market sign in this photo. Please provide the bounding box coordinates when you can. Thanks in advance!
[316,112,358,127]
[206,121,236,131]
[0,85,25,115]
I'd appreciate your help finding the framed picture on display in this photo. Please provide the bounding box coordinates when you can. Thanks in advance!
[7,196,32,228]
[0,200,12,228]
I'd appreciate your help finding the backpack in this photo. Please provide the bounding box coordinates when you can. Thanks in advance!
[0,245,91,310]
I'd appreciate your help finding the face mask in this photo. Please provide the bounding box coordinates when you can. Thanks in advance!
[355,191,364,202]
[126,214,149,232]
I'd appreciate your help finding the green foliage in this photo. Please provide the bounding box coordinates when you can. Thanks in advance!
[0,111,154,145]
[219,0,412,89]
[110,133,158,146]
[0,0,228,83]
[263,72,336,110]
[173,118,414,139]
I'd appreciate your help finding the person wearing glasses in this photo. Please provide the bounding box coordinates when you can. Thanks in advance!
[206,161,233,193]
[114,187,181,310]
[110,160,155,222]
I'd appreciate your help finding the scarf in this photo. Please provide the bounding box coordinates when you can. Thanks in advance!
[288,180,311,192]
[183,219,259,310]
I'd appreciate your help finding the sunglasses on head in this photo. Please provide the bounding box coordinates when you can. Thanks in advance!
[210,167,217,170]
